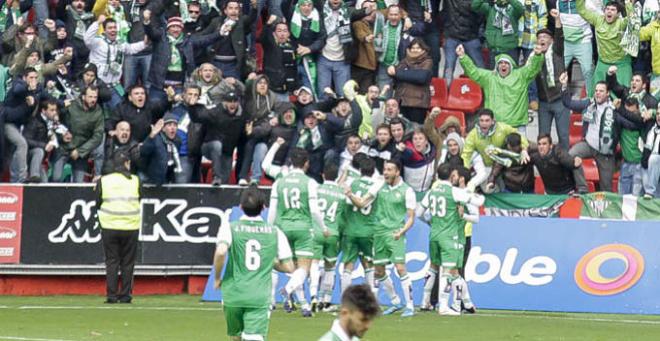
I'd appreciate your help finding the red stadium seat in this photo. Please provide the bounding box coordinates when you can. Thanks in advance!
[445,77,483,113]
[587,181,596,193]
[434,110,466,136]
[534,176,545,194]
[582,158,599,182]
[569,113,583,146]
[430,77,448,108]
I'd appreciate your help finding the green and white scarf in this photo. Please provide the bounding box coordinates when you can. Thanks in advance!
[373,12,402,63]
[493,4,514,36]
[621,1,642,57]
[167,34,184,72]
[68,6,94,40]
[584,100,616,154]
[290,0,320,38]
[297,125,323,150]
[323,0,352,43]
[108,4,130,43]
[485,145,522,167]
[544,46,555,87]
[0,2,20,32]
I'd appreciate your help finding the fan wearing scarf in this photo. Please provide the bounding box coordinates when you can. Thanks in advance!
[92,0,131,43]
[317,0,374,99]
[606,66,658,195]
[291,0,324,98]
[560,72,619,193]
[57,0,95,74]
[536,9,570,150]
[458,42,543,134]
[160,16,224,92]
[472,0,524,67]
[373,4,408,91]
[576,0,634,93]
[84,15,147,110]
[461,109,530,191]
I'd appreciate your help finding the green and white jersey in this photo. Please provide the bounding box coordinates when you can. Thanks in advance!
[271,169,319,231]
[318,320,360,341]
[369,177,416,236]
[420,181,470,241]
[344,177,379,238]
[316,181,346,236]
[218,216,292,308]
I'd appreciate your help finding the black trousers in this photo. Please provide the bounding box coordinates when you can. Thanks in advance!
[102,228,139,301]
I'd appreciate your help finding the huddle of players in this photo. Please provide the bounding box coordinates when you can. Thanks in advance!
[213,140,484,340]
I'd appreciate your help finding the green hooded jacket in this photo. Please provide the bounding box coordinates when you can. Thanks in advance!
[472,0,524,52]
[460,52,543,127]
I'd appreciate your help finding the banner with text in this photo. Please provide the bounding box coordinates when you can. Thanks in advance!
[20,186,256,265]
[0,186,23,263]
[469,216,660,314]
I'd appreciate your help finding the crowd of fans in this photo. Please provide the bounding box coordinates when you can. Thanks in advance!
[1,0,660,198]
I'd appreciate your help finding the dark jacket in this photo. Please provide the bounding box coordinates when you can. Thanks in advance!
[201,9,258,78]
[60,99,105,158]
[22,112,49,149]
[443,0,483,41]
[324,101,363,150]
[146,19,222,89]
[489,151,536,193]
[121,0,155,56]
[368,140,400,173]
[188,103,246,154]
[260,22,299,93]
[530,145,577,194]
[55,1,94,74]
[171,103,204,157]
[607,73,658,137]
[102,136,140,175]
[290,12,327,55]
[393,52,433,109]
[139,132,180,185]
[252,102,298,163]
[2,79,50,127]
[106,100,159,142]
[536,28,565,103]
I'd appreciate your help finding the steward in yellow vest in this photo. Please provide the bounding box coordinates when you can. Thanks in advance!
[95,152,141,304]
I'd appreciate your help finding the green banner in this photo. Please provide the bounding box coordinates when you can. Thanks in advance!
[483,193,567,217]
[580,192,660,221]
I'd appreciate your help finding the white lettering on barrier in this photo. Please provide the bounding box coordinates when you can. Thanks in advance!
[465,247,557,286]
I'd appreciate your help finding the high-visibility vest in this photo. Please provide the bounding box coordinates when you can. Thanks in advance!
[97,173,141,231]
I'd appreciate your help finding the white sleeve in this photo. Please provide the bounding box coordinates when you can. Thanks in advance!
[367,180,384,197]
[267,181,279,225]
[467,152,489,190]
[122,41,147,55]
[308,180,326,230]
[216,218,232,247]
[276,228,293,260]
[262,143,282,178]
[463,204,480,223]
[83,21,101,49]
[404,187,417,210]
[451,187,485,206]
[416,191,429,217]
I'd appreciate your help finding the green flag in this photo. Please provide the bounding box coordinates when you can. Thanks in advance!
[483,193,567,217]
[580,192,660,220]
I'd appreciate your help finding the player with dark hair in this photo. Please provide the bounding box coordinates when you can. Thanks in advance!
[310,162,348,313]
[268,147,328,317]
[318,284,380,340]
[346,158,416,317]
[213,184,294,340]
[418,164,484,315]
